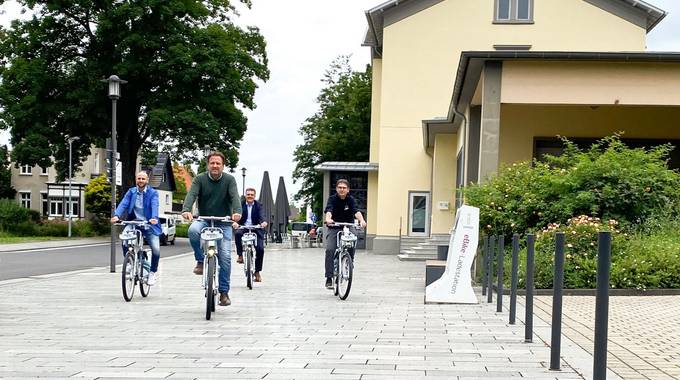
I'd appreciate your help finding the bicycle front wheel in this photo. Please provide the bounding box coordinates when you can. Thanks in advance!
[139,252,150,298]
[337,252,353,300]
[245,248,253,290]
[122,253,136,302]
[206,257,216,320]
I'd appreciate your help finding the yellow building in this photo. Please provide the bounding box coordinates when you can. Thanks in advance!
[361,0,679,256]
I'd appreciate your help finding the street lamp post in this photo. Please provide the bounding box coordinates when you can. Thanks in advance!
[67,136,79,238]
[241,167,247,196]
[102,75,127,273]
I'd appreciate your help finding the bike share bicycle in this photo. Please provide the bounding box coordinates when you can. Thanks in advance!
[195,216,231,320]
[236,225,265,290]
[328,222,360,300]
[117,220,152,302]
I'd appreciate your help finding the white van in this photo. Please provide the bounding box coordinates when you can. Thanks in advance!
[158,216,176,246]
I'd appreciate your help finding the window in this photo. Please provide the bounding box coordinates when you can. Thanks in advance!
[495,0,533,22]
[20,192,31,209]
[93,152,100,175]
[41,193,48,216]
[50,199,63,216]
[40,167,49,176]
[66,199,79,217]
[165,194,170,205]
[20,165,32,175]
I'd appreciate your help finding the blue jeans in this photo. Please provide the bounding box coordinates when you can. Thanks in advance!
[188,221,232,293]
[121,225,161,272]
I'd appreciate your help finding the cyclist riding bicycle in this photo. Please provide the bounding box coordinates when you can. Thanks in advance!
[232,187,268,282]
[111,170,162,286]
[182,151,242,306]
[323,179,367,289]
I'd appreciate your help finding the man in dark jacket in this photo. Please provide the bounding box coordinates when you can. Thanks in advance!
[232,187,268,282]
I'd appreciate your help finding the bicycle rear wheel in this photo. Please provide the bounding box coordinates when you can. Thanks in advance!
[245,247,253,290]
[206,256,216,320]
[337,252,353,300]
[122,252,135,302]
[139,251,150,298]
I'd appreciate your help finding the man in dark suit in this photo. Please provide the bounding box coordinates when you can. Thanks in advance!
[232,187,268,282]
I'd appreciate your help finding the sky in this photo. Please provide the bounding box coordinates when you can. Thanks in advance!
[1,0,680,204]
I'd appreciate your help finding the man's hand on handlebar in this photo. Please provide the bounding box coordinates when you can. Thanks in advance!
[182,212,193,222]
[110,216,119,224]
[232,213,241,222]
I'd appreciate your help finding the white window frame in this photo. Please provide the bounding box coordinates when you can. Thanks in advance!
[494,0,533,23]
[40,166,49,176]
[41,192,49,216]
[20,191,31,209]
[165,194,170,205]
[20,165,32,175]
[50,199,63,217]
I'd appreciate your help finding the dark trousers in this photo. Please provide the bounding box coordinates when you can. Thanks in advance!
[324,227,356,278]
[234,229,265,272]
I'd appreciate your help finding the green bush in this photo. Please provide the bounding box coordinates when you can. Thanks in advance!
[176,223,189,238]
[466,135,680,236]
[0,198,30,230]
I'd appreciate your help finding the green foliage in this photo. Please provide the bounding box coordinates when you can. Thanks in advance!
[0,198,30,230]
[466,135,680,236]
[175,223,189,238]
[292,56,372,216]
[85,175,111,218]
[0,0,269,189]
[172,164,188,203]
[0,145,16,199]
[502,215,680,289]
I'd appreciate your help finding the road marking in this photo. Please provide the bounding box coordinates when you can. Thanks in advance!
[0,242,110,254]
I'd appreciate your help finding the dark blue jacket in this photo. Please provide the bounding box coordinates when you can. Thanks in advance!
[236,200,265,226]
[114,186,162,236]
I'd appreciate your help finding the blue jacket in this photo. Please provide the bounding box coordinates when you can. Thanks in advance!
[114,186,162,236]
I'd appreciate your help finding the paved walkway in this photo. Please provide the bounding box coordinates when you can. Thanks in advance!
[530,295,680,380]
[0,247,592,380]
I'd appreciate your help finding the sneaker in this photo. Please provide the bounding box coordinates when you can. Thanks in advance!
[193,262,203,275]
[219,292,231,306]
[325,277,333,289]
[254,272,262,282]
[147,272,157,286]
[237,256,244,264]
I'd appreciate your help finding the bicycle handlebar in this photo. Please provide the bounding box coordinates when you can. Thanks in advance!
[114,220,150,227]
[195,216,232,222]
[236,225,265,230]
[326,222,361,228]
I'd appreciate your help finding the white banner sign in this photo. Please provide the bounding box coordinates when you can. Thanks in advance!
[425,205,479,304]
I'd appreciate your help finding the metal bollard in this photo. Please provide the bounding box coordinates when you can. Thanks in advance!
[525,233,535,343]
[509,233,519,324]
[482,235,489,296]
[550,232,566,371]
[496,235,505,313]
[593,232,612,380]
[487,235,495,304]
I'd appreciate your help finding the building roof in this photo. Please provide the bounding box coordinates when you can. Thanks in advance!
[363,0,667,57]
[421,50,680,150]
[315,162,379,172]
[143,153,176,192]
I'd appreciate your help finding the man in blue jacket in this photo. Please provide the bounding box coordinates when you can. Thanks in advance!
[111,171,162,285]
[232,187,268,282]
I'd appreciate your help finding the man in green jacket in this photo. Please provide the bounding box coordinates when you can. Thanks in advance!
[182,151,242,306]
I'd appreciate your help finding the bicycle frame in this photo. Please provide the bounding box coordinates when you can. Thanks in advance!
[117,221,151,301]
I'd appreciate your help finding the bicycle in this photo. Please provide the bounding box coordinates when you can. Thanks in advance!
[117,220,152,302]
[236,225,265,290]
[196,215,231,320]
[328,222,360,300]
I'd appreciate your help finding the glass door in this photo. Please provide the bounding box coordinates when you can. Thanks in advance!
[408,192,430,237]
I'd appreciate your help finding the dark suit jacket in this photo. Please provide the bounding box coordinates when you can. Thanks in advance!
[236,200,265,226]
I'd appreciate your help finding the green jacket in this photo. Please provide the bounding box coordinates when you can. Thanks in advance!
[182,172,242,217]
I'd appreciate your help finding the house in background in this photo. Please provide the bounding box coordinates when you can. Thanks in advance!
[12,147,177,219]
[11,146,107,219]
[361,0,679,257]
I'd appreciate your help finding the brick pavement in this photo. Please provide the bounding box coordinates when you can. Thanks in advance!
[1,246,589,379]
[529,295,680,380]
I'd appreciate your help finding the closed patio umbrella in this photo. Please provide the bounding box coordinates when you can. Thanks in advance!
[258,171,275,242]
[273,176,290,243]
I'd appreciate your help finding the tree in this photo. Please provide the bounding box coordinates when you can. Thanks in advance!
[0,145,16,199]
[84,175,112,218]
[292,56,371,215]
[0,0,269,190]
